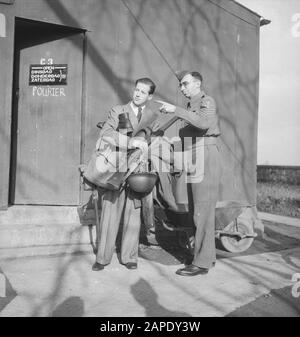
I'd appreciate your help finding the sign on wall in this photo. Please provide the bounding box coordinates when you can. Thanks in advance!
[29,64,68,85]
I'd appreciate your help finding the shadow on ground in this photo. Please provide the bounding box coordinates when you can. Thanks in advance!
[217,221,300,259]
[50,296,85,317]
[226,285,300,317]
[131,278,192,317]
[0,267,18,313]
[137,220,300,266]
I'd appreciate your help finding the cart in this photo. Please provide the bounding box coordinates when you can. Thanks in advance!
[154,200,258,254]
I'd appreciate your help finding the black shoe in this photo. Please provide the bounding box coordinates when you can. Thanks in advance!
[176,265,208,276]
[92,262,105,271]
[124,262,137,270]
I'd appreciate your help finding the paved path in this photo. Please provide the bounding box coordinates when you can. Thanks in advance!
[259,212,300,228]
[0,220,300,317]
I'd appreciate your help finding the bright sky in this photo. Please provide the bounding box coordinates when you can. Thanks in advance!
[236,0,300,165]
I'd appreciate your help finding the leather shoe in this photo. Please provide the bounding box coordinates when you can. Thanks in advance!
[176,265,208,276]
[124,262,137,270]
[92,262,105,271]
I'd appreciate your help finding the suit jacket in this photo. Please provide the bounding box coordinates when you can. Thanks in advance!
[98,102,159,226]
[99,102,158,149]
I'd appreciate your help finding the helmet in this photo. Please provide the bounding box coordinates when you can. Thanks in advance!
[127,172,157,194]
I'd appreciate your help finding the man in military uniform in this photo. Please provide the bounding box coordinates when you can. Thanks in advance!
[156,71,221,276]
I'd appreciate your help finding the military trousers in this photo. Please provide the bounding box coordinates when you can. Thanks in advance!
[188,143,221,269]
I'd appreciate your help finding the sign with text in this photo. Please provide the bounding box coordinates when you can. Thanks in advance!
[29,64,68,86]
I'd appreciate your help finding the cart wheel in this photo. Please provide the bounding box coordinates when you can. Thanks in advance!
[219,218,254,253]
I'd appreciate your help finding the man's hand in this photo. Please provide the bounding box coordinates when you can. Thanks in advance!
[128,137,148,152]
[155,100,176,114]
[151,120,162,133]
[95,137,101,150]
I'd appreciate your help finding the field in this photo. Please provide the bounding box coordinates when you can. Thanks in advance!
[257,182,300,218]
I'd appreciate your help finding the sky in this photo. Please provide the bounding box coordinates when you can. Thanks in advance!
[236,0,300,165]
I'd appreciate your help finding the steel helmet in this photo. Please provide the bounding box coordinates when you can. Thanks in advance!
[127,172,157,194]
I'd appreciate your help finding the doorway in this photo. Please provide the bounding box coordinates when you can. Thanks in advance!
[10,18,85,205]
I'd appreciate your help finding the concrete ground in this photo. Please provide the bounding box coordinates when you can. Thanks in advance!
[0,219,300,317]
[258,212,300,228]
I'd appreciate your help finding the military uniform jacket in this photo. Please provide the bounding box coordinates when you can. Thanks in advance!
[174,91,220,184]
[175,91,220,139]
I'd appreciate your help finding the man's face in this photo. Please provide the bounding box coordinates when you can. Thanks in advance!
[132,82,152,107]
[179,74,201,99]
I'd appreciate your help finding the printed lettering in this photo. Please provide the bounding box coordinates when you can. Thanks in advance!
[0,13,6,37]
[32,86,66,97]
[291,13,300,37]
[0,273,6,298]
[291,273,300,298]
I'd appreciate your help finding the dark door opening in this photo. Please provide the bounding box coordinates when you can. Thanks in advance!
[10,18,85,206]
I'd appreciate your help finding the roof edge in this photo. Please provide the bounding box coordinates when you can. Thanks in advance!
[232,0,262,18]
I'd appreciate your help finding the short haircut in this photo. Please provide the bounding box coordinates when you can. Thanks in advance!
[190,71,203,83]
[135,77,156,95]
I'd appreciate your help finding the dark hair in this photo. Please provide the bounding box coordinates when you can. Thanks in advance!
[135,77,156,95]
[190,71,203,83]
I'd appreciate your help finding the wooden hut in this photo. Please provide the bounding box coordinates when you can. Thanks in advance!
[0,0,265,252]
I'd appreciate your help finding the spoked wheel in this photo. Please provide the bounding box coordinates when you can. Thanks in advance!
[219,218,255,253]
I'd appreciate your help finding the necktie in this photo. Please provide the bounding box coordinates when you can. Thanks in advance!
[137,107,142,122]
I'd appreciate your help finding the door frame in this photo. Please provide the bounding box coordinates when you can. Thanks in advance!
[9,17,87,206]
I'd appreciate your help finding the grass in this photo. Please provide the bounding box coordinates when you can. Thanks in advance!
[257,182,300,218]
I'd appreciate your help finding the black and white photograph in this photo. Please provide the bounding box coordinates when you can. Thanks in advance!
[0,0,299,326]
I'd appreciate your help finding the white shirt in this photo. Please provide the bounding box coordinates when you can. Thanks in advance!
[130,102,145,117]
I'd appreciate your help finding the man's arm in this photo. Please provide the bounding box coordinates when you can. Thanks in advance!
[99,106,130,149]
[156,97,218,131]
[175,96,217,130]
[98,106,148,151]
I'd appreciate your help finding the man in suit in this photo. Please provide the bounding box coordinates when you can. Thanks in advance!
[156,71,221,276]
[92,77,157,271]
